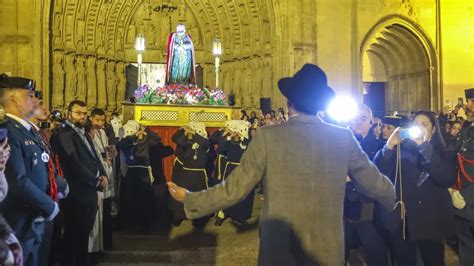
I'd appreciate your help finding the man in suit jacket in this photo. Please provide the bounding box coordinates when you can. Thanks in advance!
[51,100,108,266]
[0,74,60,266]
[168,64,396,265]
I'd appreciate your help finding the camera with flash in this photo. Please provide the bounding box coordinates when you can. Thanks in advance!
[399,126,423,139]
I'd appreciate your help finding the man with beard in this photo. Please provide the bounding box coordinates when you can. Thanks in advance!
[0,74,59,265]
[51,100,108,266]
[29,98,69,266]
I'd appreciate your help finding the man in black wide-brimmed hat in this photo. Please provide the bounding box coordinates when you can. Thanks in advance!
[167,64,396,265]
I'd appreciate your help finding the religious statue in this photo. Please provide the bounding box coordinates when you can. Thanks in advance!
[116,62,127,111]
[86,56,97,109]
[64,53,77,105]
[165,24,196,85]
[96,58,107,109]
[52,51,65,109]
[106,61,117,112]
[75,56,86,102]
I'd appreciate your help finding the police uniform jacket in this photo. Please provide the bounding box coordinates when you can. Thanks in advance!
[454,125,474,221]
[1,116,56,240]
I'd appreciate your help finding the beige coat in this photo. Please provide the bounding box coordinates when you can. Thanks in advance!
[184,115,395,265]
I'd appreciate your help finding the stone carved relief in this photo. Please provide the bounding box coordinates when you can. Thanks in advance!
[75,56,86,102]
[86,56,97,109]
[96,23,106,54]
[49,0,282,112]
[106,61,117,111]
[64,53,77,105]
[127,21,137,44]
[52,51,65,109]
[96,59,107,109]
[116,62,127,110]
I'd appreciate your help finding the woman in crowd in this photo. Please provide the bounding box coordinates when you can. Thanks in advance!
[370,118,383,140]
[277,108,288,123]
[374,111,456,266]
[445,120,462,151]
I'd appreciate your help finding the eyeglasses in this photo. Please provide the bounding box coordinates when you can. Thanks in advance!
[72,111,88,116]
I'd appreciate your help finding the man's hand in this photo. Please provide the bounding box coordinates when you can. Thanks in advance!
[449,188,466,209]
[167,182,188,203]
[99,175,109,188]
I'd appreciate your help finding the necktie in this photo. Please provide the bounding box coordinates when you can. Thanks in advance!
[30,126,59,202]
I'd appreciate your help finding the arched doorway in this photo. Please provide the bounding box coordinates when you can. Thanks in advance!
[360,16,439,116]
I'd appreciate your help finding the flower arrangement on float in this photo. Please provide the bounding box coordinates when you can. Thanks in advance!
[132,84,227,105]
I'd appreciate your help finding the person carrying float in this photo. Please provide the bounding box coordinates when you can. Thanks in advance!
[168,122,211,229]
[214,120,253,226]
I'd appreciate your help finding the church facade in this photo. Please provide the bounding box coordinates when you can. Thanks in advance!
[0,0,472,113]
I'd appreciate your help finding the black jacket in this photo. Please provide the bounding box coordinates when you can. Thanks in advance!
[51,122,106,205]
[374,140,456,240]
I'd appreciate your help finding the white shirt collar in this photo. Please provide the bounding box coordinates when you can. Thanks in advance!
[6,113,32,131]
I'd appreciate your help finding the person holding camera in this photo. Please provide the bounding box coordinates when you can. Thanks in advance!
[374,111,456,266]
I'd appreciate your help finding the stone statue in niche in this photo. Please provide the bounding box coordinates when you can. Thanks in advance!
[96,23,105,54]
[96,58,107,109]
[64,53,77,106]
[116,27,124,52]
[76,19,85,49]
[106,61,117,112]
[86,56,97,109]
[148,24,158,47]
[127,21,137,44]
[53,13,63,46]
[262,58,272,97]
[115,62,127,110]
[75,56,86,102]
[52,51,65,109]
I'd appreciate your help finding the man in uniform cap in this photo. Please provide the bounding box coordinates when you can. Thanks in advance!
[0,74,60,265]
[167,64,396,265]
[381,115,407,141]
[451,88,474,265]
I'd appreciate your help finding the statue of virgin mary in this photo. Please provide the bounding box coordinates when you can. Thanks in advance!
[165,24,196,85]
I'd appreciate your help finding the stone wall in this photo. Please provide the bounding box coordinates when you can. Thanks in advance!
[0,0,472,113]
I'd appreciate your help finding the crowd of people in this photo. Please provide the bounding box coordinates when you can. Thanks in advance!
[0,65,473,266]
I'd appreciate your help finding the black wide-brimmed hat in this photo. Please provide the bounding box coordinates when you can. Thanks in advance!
[0,73,36,91]
[278,64,335,113]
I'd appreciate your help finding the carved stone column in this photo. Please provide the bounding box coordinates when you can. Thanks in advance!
[96,58,107,110]
[64,53,77,106]
[52,50,65,109]
[86,56,97,109]
[106,61,117,112]
[75,55,86,102]
[115,62,126,111]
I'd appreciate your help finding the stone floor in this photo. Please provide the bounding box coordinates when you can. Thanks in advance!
[96,195,460,265]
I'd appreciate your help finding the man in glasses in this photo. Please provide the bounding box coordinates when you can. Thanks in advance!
[0,73,59,265]
[51,100,109,266]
